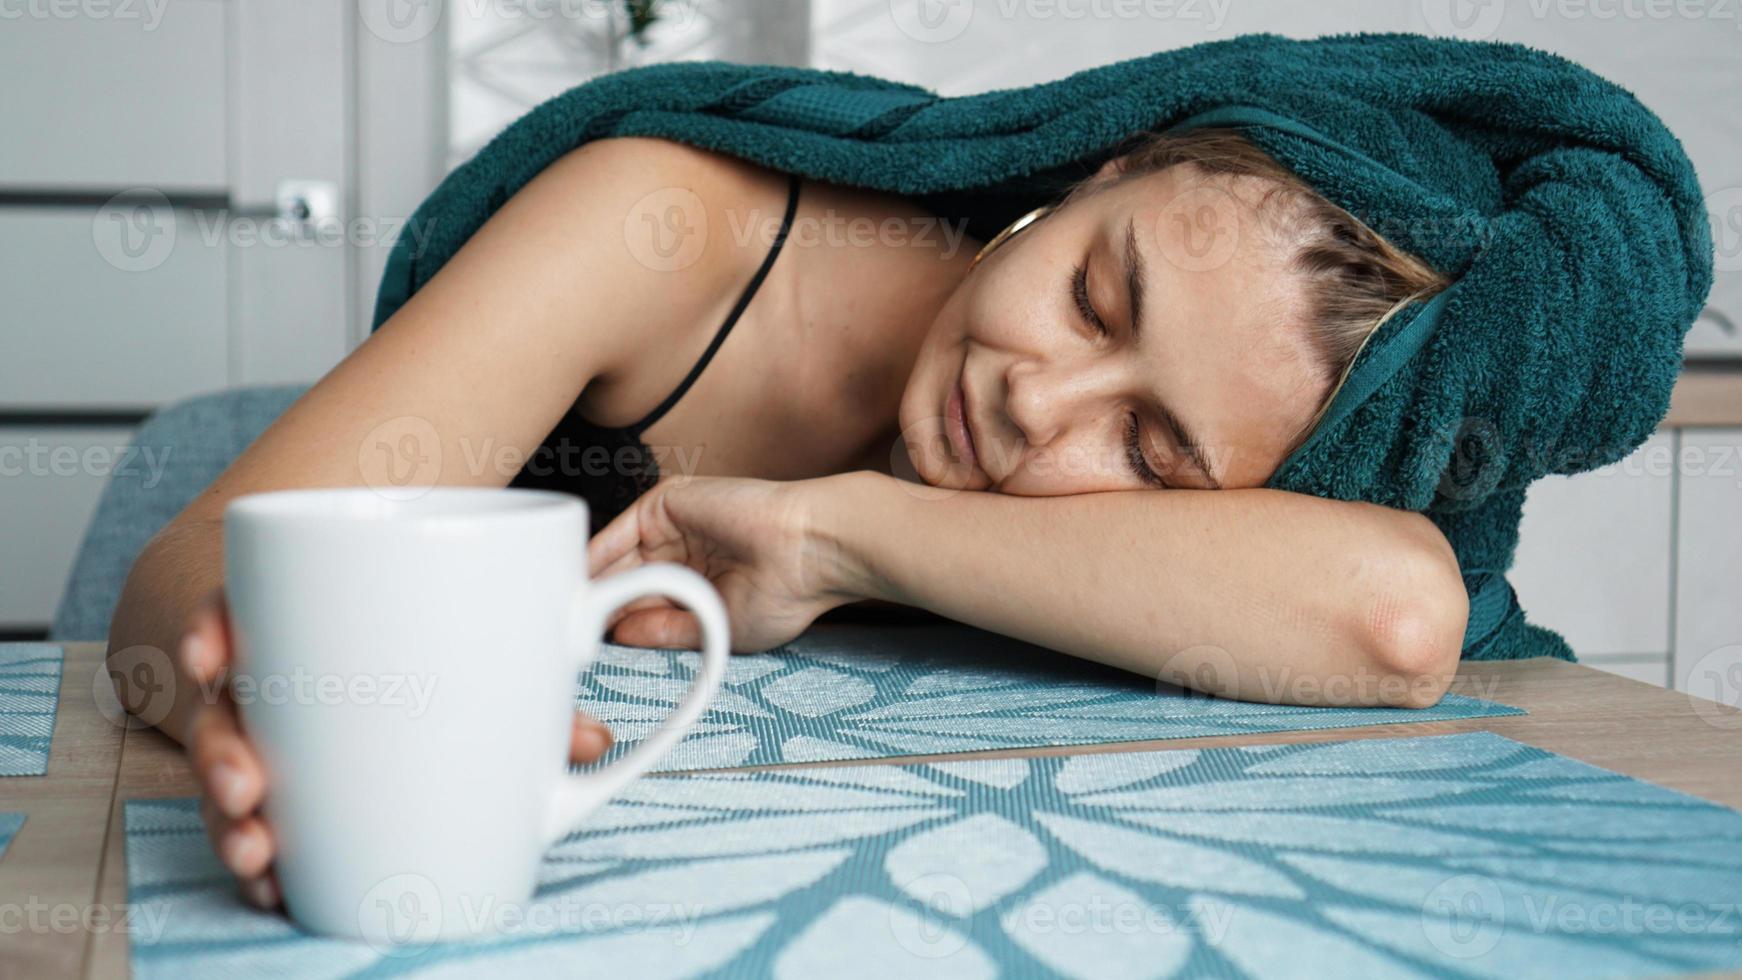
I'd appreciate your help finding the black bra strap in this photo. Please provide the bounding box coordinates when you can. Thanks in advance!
[627,171,802,436]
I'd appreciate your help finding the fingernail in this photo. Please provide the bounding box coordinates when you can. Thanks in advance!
[241,874,279,910]
[180,632,208,674]
[211,762,247,815]
[223,826,263,873]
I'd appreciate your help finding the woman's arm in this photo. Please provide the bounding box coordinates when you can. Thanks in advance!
[817,472,1467,708]
[102,135,772,907]
[106,136,763,742]
[590,470,1468,709]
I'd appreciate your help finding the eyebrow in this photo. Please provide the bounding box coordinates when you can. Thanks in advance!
[1124,214,1223,490]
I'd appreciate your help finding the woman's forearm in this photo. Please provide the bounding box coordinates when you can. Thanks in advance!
[105,518,224,746]
[814,472,1468,708]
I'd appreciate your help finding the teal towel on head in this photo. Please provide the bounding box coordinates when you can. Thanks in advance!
[372,33,1715,662]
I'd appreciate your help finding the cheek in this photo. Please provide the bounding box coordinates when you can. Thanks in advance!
[997,429,1138,496]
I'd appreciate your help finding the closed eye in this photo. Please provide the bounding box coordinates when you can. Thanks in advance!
[1071,259,1109,337]
[1125,413,1169,489]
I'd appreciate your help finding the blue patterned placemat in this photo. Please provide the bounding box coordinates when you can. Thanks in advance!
[125,732,1742,978]
[582,622,1523,771]
[0,812,23,857]
[0,643,62,776]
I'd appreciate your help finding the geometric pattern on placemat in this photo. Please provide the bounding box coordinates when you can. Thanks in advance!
[125,732,1741,978]
[580,623,1524,772]
[0,812,23,856]
[0,643,62,776]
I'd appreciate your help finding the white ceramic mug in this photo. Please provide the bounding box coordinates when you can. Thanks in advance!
[223,486,728,946]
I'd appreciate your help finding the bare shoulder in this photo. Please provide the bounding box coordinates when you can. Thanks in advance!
[489,136,791,383]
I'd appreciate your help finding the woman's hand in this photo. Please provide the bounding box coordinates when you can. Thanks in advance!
[175,588,617,910]
[586,473,876,652]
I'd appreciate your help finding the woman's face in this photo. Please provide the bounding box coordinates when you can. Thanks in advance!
[899,162,1328,495]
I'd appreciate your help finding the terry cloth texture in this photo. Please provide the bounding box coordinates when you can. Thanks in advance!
[370,33,1714,662]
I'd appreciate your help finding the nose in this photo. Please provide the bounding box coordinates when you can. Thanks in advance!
[1003,357,1120,449]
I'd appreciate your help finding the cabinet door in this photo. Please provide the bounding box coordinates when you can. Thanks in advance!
[0,1,227,191]
[0,427,136,629]
[1510,433,1674,658]
[0,206,229,410]
[1675,428,1742,711]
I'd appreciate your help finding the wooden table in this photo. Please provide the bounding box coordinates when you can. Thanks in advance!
[5,643,1741,979]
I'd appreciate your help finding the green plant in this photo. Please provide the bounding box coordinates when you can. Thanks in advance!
[624,0,660,41]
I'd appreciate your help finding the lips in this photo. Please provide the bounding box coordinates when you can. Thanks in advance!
[945,368,980,474]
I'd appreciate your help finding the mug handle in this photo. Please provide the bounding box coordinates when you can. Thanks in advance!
[541,563,729,846]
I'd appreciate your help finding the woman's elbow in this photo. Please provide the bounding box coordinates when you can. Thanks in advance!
[1355,513,1469,709]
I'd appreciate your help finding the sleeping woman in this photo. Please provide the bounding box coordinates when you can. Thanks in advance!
[106,129,1478,908]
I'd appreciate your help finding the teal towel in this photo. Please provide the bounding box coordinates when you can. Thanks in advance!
[372,33,1714,662]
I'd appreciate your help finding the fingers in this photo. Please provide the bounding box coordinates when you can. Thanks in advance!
[186,640,276,892]
[241,869,283,911]
[603,594,677,634]
[201,797,275,879]
[586,503,645,578]
[610,607,701,650]
[181,587,234,688]
[198,796,279,910]
[570,712,614,764]
[188,696,267,821]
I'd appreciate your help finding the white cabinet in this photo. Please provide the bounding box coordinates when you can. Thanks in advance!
[0,427,135,629]
[0,1,228,192]
[0,207,229,409]
[1512,427,1742,708]
[1674,429,1742,710]
[1511,434,1675,658]
[0,1,446,633]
